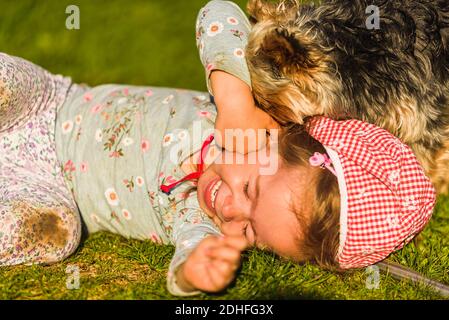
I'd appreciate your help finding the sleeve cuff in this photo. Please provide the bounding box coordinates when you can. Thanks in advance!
[166,265,202,297]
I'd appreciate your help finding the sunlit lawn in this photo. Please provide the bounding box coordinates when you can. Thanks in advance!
[0,0,448,300]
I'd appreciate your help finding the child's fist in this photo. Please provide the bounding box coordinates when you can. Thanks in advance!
[176,235,248,293]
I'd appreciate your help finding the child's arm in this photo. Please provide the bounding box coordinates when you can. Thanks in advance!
[196,1,252,96]
[210,70,277,154]
[167,220,221,296]
[196,1,278,154]
[167,194,246,296]
[167,193,237,296]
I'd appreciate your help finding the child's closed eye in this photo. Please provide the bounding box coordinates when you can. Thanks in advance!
[243,181,250,199]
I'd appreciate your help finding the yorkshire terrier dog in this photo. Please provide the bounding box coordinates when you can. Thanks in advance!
[245,0,449,193]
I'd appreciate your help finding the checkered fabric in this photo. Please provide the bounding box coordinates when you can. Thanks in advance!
[306,116,436,269]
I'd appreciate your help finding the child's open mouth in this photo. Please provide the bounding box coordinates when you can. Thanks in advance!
[204,178,222,214]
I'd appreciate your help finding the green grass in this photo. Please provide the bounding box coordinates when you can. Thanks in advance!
[0,195,448,300]
[0,0,448,300]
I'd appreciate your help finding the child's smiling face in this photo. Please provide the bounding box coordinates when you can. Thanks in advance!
[197,144,314,261]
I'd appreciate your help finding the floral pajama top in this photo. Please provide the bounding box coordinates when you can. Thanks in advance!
[0,0,252,296]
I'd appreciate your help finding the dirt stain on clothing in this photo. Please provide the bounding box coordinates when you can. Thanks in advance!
[13,201,70,249]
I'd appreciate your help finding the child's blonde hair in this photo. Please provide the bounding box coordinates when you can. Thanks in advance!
[278,121,341,270]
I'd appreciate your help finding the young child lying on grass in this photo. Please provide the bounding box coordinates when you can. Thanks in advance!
[0,0,436,296]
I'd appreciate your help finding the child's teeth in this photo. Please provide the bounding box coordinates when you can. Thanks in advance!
[211,180,222,209]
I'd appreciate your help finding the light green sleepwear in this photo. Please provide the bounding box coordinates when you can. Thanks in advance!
[55,0,252,295]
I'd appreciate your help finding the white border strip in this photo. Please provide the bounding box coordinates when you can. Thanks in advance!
[323,146,348,256]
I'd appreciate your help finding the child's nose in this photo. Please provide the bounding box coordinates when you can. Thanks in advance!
[220,198,249,222]
[221,207,244,222]
[217,177,252,222]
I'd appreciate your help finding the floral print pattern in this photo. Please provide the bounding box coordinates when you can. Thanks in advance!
[56,79,220,241]
[207,21,224,37]
[0,53,72,133]
[54,77,221,297]
[195,0,252,95]
[0,54,81,265]
[1,0,253,297]
[227,16,239,25]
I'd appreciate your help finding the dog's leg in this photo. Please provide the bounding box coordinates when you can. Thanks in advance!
[403,119,449,195]
[428,134,449,195]
[398,135,449,195]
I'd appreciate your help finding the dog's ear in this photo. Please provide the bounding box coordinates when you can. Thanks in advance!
[252,24,322,76]
[247,0,278,24]
[247,0,299,24]
[246,22,331,124]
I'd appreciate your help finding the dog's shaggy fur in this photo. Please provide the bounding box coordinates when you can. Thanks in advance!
[245,0,449,193]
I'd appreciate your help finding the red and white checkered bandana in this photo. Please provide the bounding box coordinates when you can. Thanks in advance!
[306,116,436,269]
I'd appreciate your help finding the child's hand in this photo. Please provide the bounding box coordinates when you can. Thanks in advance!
[214,103,278,154]
[176,235,248,293]
[210,71,279,154]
